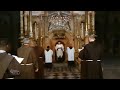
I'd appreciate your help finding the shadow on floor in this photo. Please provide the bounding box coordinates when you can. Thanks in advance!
[102,56,120,79]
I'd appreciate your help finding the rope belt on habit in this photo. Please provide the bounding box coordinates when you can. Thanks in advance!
[82,60,101,61]
[6,78,14,79]
[39,57,43,58]
[21,63,33,65]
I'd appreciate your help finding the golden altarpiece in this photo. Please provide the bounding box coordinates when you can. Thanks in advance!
[20,11,95,62]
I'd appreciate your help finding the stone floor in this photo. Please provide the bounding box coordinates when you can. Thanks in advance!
[102,56,120,79]
[44,63,80,79]
[44,56,120,79]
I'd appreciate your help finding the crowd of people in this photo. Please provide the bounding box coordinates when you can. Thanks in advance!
[0,34,103,79]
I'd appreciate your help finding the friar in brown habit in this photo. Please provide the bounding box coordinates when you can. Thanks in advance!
[29,39,45,79]
[17,38,38,79]
[0,40,20,79]
[79,34,103,79]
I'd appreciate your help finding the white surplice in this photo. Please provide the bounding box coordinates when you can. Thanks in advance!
[55,44,64,57]
[66,47,75,61]
[44,49,53,63]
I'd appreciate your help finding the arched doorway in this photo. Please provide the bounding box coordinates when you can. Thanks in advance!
[48,30,71,63]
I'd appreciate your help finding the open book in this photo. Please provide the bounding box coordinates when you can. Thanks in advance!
[12,55,24,64]
[78,47,84,52]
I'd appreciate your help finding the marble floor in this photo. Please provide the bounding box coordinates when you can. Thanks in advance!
[102,56,120,79]
[44,56,120,79]
[44,63,80,79]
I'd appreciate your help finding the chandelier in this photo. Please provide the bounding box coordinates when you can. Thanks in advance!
[48,11,71,30]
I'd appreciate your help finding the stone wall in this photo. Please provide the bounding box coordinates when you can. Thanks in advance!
[0,11,20,54]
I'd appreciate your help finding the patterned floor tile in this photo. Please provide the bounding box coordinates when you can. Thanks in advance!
[44,63,80,79]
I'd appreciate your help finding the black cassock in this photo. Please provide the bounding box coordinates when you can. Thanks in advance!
[79,41,103,79]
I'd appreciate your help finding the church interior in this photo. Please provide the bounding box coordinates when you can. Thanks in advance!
[0,11,120,79]
[19,11,95,62]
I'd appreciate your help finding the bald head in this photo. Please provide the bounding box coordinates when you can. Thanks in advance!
[88,34,97,42]
[23,38,30,44]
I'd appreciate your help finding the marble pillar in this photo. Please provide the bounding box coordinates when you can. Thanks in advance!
[44,15,49,48]
[85,11,89,36]
[34,22,38,40]
[20,11,24,44]
[84,11,89,45]
[24,11,28,36]
[92,11,95,34]
[29,11,33,38]
[20,11,24,36]
[88,12,91,31]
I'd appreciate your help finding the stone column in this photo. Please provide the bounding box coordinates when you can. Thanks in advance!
[92,11,95,34]
[76,15,79,49]
[40,15,43,47]
[88,11,91,31]
[40,15,43,36]
[27,12,30,37]
[73,15,77,51]
[73,15,78,60]
[81,22,84,40]
[24,11,28,36]
[20,11,24,44]
[79,14,85,46]
[84,11,89,45]
[43,12,48,48]
[34,22,38,40]
[77,15,81,49]
[37,21,40,46]
[85,11,89,36]
[44,14,49,48]
[29,11,33,38]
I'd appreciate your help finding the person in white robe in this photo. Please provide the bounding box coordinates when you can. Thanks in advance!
[44,46,53,70]
[55,41,64,62]
[66,45,75,71]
